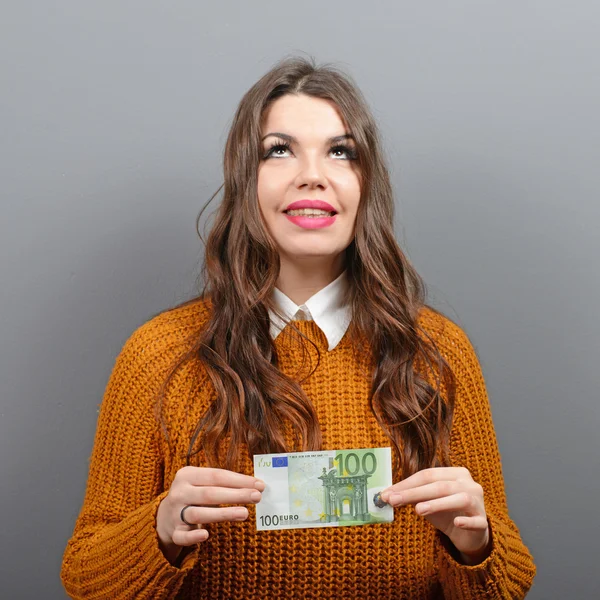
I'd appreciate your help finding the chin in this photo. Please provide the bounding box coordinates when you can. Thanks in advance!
[280,243,340,254]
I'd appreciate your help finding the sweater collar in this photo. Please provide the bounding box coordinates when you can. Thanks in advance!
[268,270,352,351]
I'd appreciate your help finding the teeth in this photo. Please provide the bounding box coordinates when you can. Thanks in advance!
[286,208,334,217]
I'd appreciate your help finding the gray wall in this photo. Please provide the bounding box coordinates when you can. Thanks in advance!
[1,2,597,598]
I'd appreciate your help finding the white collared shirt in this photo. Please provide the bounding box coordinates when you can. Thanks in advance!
[268,270,352,351]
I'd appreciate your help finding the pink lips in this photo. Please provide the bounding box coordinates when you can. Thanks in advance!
[283,199,338,229]
[284,213,337,229]
[284,199,336,212]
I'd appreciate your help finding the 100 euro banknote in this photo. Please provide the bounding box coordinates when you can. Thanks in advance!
[253,447,394,531]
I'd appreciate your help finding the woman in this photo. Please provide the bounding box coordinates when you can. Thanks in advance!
[61,56,536,599]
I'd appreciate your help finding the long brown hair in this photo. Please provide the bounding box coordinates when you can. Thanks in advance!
[154,55,457,480]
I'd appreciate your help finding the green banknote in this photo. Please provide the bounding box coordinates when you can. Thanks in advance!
[253,447,393,531]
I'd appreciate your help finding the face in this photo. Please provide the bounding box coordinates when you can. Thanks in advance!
[257,94,361,273]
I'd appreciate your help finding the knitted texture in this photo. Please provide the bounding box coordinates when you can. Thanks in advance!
[61,300,536,599]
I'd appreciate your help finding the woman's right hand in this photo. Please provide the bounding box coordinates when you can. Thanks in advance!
[156,466,265,562]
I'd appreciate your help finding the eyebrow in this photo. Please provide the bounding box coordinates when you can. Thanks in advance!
[261,132,355,144]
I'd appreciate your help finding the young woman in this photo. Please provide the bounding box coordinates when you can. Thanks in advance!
[61,56,536,599]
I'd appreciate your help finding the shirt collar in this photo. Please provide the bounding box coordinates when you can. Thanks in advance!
[268,270,352,351]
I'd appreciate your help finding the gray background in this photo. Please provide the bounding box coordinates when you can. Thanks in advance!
[1,1,597,598]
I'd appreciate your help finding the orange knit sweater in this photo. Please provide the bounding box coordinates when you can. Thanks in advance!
[61,299,536,599]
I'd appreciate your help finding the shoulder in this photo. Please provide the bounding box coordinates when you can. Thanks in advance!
[416,305,482,375]
[96,298,213,427]
[117,297,213,371]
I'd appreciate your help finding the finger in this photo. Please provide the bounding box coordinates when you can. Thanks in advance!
[171,527,209,547]
[414,492,481,516]
[386,480,481,507]
[179,505,250,526]
[454,515,489,531]
[181,466,265,491]
[381,467,472,500]
[191,486,262,506]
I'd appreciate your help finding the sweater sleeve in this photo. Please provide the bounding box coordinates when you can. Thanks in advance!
[60,325,201,599]
[434,322,537,599]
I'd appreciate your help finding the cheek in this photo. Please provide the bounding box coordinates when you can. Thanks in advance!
[335,172,361,207]
[257,166,286,202]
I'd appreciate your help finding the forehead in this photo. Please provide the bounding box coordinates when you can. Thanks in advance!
[261,94,348,137]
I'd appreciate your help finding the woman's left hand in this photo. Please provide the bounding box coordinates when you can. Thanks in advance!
[380,467,492,563]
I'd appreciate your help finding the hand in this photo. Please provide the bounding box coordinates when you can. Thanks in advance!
[380,467,491,563]
[156,466,265,563]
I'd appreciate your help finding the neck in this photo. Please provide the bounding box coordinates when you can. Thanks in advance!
[276,254,345,305]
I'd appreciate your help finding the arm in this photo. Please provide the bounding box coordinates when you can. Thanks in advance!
[60,325,200,599]
[435,322,537,599]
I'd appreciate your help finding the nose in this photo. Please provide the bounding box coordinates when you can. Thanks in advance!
[294,153,328,190]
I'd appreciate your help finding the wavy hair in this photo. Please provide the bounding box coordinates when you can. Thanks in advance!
[154,55,457,480]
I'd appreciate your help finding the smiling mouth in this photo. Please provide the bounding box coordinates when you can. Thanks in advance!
[283,210,337,217]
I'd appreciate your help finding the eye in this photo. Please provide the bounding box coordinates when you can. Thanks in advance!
[330,144,358,160]
[264,143,291,159]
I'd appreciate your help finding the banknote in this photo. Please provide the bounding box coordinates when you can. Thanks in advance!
[253,447,394,531]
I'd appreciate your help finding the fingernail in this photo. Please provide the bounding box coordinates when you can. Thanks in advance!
[234,508,248,520]
[250,490,262,502]
[255,480,266,491]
